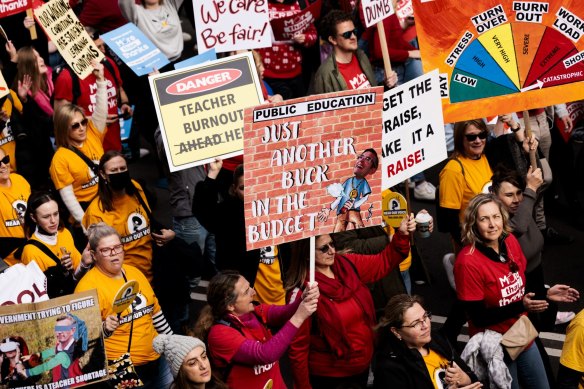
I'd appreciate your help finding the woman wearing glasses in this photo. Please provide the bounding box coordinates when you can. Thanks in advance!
[49,60,107,234]
[286,218,415,389]
[374,294,481,389]
[438,119,493,254]
[75,222,174,388]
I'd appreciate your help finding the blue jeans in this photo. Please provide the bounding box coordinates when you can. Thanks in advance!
[395,57,424,85]
[506,342,550,389]
[401,270,412,294]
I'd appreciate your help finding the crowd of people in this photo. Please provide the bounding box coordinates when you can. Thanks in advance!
[0,0,583,388]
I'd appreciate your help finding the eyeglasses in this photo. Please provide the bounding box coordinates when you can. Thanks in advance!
[339,29,358,39]
[401,311,432,330]
[357,154,374,163]
[0,155,9,165]
[97,244,123,256]
[317,241,335,254]
[70,118,89,130]
[464,132,488,142]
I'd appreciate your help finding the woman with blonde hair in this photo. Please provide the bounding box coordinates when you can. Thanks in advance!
[49,60,107,244]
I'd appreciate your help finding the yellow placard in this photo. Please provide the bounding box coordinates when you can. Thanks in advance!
[382,189,408,228]
[149,52,264,172]
[112,280,139,314]
[33,0,104,79]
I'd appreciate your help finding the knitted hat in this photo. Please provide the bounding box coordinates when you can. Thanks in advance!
[153,335,206,377]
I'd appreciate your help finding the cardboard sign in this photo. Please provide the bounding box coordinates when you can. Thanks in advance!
[33,0,104,79]
[0,290,108,388]
[193,0,271,53]
[175,48,217,70]
[270,0,321,41]
[149,52,263,172]
[414,0,584,122]
[0,0,30,19]
[361,0,395,27]
[101,23,169,77]
[112,280,139,314]
[396,0,413,22]
[382,70,446,189]
[244,88,384,250]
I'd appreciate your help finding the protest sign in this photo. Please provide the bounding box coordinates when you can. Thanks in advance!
[101,23,169,77]
[0,0,30,19]
[361,0,394,27]
[382,189,408,228]
[193,0,271,53]
[244,88,384,250]
[396,0,413,23]
[270,0,321,41]
[149,52,263,172]
[382,70,446,189]
[175,49,217,70]
[0,262,48,306]
[0,290,108,388]
[0,71,9,100]
[414,0,584,122]
[33,0,104,79]
[112,280,139,314]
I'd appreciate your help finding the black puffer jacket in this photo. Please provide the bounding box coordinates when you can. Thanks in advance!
[374,329,479,389]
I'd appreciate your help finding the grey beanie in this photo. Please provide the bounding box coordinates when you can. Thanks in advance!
[153,334,206,377]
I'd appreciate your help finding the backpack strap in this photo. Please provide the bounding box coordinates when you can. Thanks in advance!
[67,146,99,176]
[15,240,66,272]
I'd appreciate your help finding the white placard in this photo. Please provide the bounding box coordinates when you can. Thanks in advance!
[361,0,395,28]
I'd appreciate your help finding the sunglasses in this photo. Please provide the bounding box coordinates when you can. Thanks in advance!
[317,241,335,253]
[0,155,9,165]
[339,29,358,39]
[464,131,488,142]
[70,118,89,130]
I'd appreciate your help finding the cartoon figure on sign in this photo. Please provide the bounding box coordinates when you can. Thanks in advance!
[16,314,88,385]
[318,149,378,232]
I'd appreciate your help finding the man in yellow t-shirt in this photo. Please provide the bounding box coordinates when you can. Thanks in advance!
[558,309,584,388]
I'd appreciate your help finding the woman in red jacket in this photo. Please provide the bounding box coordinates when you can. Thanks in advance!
[286,216,415,389]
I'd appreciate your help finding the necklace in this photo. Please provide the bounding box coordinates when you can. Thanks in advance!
[349,177,362,200]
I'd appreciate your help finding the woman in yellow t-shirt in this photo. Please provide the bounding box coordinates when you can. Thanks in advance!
[374,294,481,389]
[74,222,173,387]
[83,151,175,282]
[0,147,30,265]
[49,60,108,226]
[21,192,93,294]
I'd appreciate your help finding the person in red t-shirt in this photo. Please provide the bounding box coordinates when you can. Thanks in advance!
[313,10,397,94]
[454,194,579,388]
[194,271,319,389]
[54,33,132,153]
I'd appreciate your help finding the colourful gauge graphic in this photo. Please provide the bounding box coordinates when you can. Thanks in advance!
[450,23,584,103]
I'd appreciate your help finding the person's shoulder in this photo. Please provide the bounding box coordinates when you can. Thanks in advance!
[9,173,30,187]
[75,267,102,290]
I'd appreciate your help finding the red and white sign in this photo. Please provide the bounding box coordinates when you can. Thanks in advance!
[193,0,271,53]
[270,0,321,41]
[0,0,30,19]
[361,0,395,27]
[244,88,384,250]
[0,262,48,306]
[382,70,447,188]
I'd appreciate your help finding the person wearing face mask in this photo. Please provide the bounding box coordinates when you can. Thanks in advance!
[83,150,175,282]
[20,192,94,295]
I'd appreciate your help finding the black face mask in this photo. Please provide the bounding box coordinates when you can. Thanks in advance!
[108,171,131,191]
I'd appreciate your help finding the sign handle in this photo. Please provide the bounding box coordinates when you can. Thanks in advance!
[377,21,393,77]
[309,236,315,285]
[522,110,537,169]
[404,178,414,245]
[26,9,37,40]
